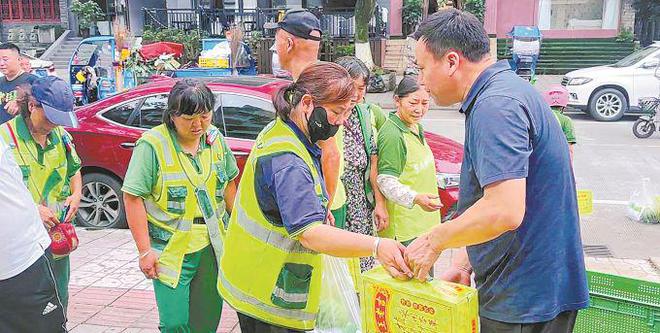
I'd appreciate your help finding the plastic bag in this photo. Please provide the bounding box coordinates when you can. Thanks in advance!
[313,255,362,333]
[627,178,660,224]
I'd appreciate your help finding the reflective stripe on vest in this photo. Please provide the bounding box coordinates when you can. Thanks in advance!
[217,269,317,322]
[234,200,315,254]
[139,124,228,288]
[218,118,324,330]
[0,119,70,214]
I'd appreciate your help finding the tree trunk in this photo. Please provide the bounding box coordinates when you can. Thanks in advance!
[355,0,376,68]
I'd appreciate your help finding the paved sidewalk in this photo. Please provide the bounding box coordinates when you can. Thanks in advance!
[65,228,660,332]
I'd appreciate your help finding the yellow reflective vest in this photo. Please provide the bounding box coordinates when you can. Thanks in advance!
[217,118,326,330]
[378,119,440,242]
[0,117,72,218]
[139,124,228,288]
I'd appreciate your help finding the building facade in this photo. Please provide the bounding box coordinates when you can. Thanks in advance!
[484,0,635,38]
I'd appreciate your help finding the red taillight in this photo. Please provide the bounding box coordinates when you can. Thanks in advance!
[48,65,55,73]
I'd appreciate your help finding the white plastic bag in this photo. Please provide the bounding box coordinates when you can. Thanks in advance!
[313,255,362,333]
[627,178,660,224]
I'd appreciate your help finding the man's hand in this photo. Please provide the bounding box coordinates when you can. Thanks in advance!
[374,202,389,231]
[404,233,442,281]
[376,238,414,280]
[63,193,82,223]
[439,266,472,286]
[38,205,60,229]
[139,251,159,279]
[4,100,20,116]
[414,193,443,212]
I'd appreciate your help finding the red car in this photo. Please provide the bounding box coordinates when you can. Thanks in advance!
[68,76,463,228]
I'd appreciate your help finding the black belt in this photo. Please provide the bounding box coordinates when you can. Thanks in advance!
[193,217,205,225]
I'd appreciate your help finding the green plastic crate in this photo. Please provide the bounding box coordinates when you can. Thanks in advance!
[575,271,660,333]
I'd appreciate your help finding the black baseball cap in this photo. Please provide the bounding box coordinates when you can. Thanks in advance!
[264,9,322,41]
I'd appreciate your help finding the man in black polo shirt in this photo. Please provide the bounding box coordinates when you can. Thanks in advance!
[0,43,38,124]
[404,9,589,332]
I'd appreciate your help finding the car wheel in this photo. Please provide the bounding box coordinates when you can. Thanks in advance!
[589,88,627,121]
[77,173,127,229]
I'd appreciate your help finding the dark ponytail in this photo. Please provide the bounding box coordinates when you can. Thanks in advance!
[394,75,421,98]
[272,83,307,121]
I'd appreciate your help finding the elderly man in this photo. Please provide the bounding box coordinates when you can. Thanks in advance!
[404,9,589,333]
[269,9,343,222]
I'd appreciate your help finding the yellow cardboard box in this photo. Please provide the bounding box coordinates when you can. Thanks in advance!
[360,266,479,333]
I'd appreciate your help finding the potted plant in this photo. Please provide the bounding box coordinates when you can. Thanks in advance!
[71,0,104,38]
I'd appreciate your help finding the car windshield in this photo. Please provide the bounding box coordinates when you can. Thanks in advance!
[610,46,660,68]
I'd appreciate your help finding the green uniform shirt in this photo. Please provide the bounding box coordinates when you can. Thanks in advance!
[15,115,81,179]
[377,113,426,177]
[122,127,239,199]
[551,107,577,144]
[370,104,388,132]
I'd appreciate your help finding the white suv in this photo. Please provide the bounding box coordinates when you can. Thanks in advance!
[562,42,660,121]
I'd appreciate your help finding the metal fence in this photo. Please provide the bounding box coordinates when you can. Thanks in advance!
[143,7,386,38]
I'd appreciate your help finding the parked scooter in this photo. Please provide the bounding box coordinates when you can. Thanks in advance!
[633,65,660,139]
[632,97,660,138]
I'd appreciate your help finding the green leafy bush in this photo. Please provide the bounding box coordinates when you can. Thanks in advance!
[334,44,355,58]
[71,0,104,28]
[616,27,635,43]
[463,0,486,22]
[402,0,423,36]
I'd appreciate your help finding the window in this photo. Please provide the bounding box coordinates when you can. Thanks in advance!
[102,100,141,125]
[136,94,168,129]
[611,46,660,68]
[0,0,61,22]
[538,0,620,30]
[219,94,275,140]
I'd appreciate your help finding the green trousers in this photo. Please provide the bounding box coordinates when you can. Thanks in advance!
[331,204,347,230]
[46,251,70,312]
[152,244,223,333]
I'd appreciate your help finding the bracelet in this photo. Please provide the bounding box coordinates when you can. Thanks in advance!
[139,249,152,259]
[372,237,381,258]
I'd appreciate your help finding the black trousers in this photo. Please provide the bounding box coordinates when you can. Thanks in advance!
[238,313,305,333]
[481,311,578,333]
[0,254,67,333]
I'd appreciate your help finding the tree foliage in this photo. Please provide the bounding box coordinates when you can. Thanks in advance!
[463,0,485,22]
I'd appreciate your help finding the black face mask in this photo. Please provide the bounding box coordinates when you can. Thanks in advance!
[307,106,339,142]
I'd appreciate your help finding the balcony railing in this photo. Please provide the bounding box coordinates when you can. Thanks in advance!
[143,7,386,38]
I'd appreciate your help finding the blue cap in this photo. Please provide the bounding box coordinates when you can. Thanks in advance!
[31,76,79,128]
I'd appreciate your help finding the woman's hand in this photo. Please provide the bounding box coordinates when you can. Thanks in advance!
[414,193,443,212]
[376,238,413,280]
[38,205,59,229]
[139,250,159,279]
[374,202,389,232]
[325,210,336,227]
[63,193,82,223]
[404,233,442,281]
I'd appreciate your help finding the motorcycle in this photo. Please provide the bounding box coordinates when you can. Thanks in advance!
[632,97,660,138]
